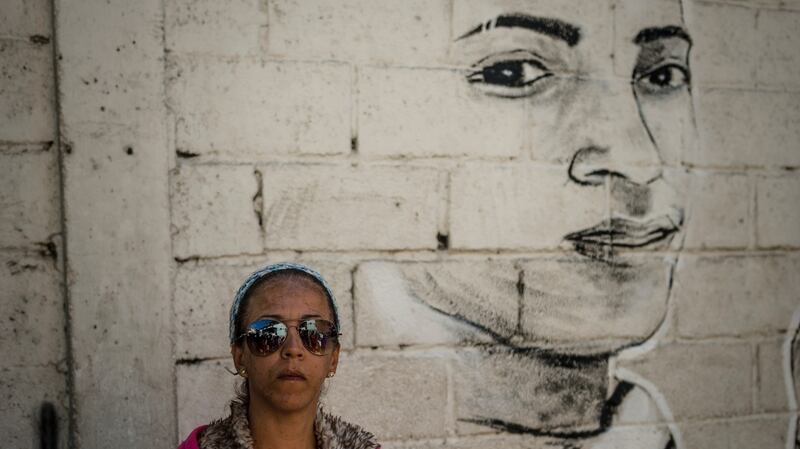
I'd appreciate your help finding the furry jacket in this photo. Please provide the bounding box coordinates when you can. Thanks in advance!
[178,399,380,449]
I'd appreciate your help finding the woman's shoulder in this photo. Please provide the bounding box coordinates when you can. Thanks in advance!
[177,425,208,449]
[196,407,253,449]
[180,402,379,449]
[317,408,381,449]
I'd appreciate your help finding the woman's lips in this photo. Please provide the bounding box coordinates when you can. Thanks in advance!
[277,369,307,381]
[564,215,680,255]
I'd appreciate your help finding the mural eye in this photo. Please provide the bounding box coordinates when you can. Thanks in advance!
[635,64,689,95]
[467,52,553,98]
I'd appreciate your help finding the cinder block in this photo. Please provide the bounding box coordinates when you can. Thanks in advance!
[520,255,672,353]
[692,88,800,168]
[619,342,752,420]
[379,440,448,449]
[0,252,63,366]
[397,425,672,449]
[267,0,450,65]
[674,254,800,338]
[166,0,266,55]
[683,172,752,249]
[0,365,67,449]
[755,339,790,413]
[685,1,758,86]
[169,56,351,158]
[358,67,524,159]
[0,40,54,142]
[175,263,259,359]
[450,163,606,250]
[757,176,800,248]
[381,434,546,449]
[261,164,442,251]
[56,4,169,127]
[680,415,788,449]
[353,261,518,348]
[175,258,355,359]
[0,0,50,37]
[176,360,239,438]
[325,351,449,440]
[171,164,262,258]
[452,346,607,435]
[0,152,59,247]
[756,9,800,88]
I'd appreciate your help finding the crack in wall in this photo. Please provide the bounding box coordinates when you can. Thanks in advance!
[252,168,264,232]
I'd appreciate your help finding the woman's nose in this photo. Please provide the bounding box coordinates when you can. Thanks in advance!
[281,327,305,359]
[566,79,662,187]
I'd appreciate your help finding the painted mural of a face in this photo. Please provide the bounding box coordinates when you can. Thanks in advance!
[360,0,692,446]
[451,0,690,355]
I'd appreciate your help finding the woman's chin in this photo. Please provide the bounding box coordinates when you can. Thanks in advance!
[257,390,318,414]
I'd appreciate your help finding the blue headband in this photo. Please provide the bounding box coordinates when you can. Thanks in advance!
[229,262,340,344]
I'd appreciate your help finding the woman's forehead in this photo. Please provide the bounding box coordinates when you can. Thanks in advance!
[245,279,331,320]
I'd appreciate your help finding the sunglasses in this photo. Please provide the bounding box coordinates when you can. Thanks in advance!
[236,318,339,356]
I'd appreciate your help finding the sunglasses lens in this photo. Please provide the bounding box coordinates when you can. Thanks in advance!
[299,319,336,355]
[243,319,337,356]
[246,320,287,355]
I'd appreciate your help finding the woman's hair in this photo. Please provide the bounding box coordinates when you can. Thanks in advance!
[229,262,340,344]
[231,269,340,345]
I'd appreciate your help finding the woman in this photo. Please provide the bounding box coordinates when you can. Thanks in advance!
[178,262,380,449]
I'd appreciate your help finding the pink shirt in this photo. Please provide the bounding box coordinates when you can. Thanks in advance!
[177,425,207,449]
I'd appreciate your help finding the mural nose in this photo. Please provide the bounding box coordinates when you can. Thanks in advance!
[568,145,662,187]
[567,81,663,187]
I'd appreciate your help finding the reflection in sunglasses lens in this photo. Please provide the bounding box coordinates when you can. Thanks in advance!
[302,328,326,355]
[245,319,336,356]
[249,327,284,355]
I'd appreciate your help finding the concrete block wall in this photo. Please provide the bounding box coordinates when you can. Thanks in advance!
[0,0,67,446]
[166,0,800,448]
[4,0,799,447]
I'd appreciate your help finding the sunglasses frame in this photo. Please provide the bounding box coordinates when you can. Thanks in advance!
[236,318,340,357]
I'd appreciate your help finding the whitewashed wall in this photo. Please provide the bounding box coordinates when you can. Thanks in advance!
[2,0,799,448]
[166,0,800,448]
[0,0,67,447]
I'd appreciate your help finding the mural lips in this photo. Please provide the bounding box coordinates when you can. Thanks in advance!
[563,215,679,262]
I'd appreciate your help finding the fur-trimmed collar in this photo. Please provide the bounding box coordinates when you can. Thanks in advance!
[199,399,379,449]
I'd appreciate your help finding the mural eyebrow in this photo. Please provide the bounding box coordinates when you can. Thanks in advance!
[456,14,582,47]
[633,26,692,46]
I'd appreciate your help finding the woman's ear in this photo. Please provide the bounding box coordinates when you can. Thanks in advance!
[329,343,340,375]
[231,344,245,373]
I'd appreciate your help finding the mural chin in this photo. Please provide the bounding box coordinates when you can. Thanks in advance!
[395,253,674,357]
[520,252,675,356]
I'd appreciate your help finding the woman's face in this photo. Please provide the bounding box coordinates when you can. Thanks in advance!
[232,279,339,414]
[438,0,693,354]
